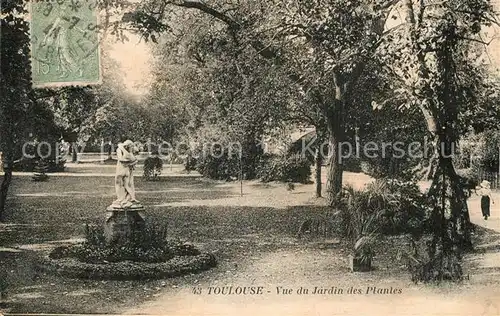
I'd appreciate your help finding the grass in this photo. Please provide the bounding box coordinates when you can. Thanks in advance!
[1,168,500,314]
[2,176,312,245]
[0,173,329,313]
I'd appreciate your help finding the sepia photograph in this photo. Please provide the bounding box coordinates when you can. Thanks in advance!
[2,0,500,315]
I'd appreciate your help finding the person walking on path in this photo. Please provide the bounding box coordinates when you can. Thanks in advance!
[477,180,494,220]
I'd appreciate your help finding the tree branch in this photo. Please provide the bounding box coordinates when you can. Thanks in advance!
[172,0,241,31]
[459,36,494,46]
[169,0,301,81]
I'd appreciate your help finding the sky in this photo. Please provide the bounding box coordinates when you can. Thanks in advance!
[107,33,153,97]
[483,26,500,71]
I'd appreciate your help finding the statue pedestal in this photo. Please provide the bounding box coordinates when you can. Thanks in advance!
[104,205,145,244]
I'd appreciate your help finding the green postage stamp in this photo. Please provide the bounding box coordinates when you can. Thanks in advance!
[30,0,101,87]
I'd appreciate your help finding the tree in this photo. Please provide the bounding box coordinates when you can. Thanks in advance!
[126,0,401,205]
[48,87,101,161]
[45,47,131,161]
[0,0,64,219]
[148,13,298,179]
[0,0,32,220]
[0,0,128,219]
[380,0,496,280]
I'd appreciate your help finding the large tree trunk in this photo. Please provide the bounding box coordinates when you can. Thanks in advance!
[427,147,472,249]
[325,75,347,206]
[425,150,439,180]
[314,129,325,198]
[415,22,473,281]
[420,143,472,281]
[325,136,343,206]
[71,142,78,163]
[325,110,344,206]
[315,146,322,198]
[420,104,440,180]
[0,156,12,222]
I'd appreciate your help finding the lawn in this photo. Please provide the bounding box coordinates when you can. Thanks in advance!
[1,167,500,314]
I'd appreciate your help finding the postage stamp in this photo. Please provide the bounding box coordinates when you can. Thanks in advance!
[30,0,101,87]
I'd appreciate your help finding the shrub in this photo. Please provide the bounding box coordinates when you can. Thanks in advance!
[338,186,381,240]
[256,154,311,184]
[43,221,218,280]
[337,186,382,266]
[194,150,240,180]
[343,157,362,173]
[32,159,49,182]
[192,145,263,181]
[381,179,429,235]
[336,180,429,270]
[456,168,480,197]
[360,158,418,180]
[41,252,217,280]
[184,155,197,172]
[52,222,200,264]
[144,156,163,180]
[338,179,428,237]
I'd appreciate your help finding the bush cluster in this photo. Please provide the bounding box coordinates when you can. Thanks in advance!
[143,156,163,180]
[456,168,480,196]
[43,222,217,280]
[359,158,417,181]
[193,150,241,180]
[338,179,428,238]
[377,179,429,235]
[184,155,197,172]
[42,252,216,280]
[256,154,312,184]
[50,223,199,264]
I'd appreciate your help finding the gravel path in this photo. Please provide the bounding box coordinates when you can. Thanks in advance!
[122,173,500,316]
[123,245,500,316]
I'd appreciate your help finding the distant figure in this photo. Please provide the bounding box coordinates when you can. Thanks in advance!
[477,180,494,220]
[112,140,140,208]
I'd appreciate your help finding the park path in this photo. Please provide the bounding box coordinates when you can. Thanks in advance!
[123,245,500,316]
[418,178,500,234]
[122,174,500,316]
[0,163,194,178]
[469,193,500,234]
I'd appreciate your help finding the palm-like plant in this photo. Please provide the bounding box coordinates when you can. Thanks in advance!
[352,210,380,265]
[340,181,396,271]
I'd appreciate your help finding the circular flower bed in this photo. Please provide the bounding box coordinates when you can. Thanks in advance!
[40,242,217,280]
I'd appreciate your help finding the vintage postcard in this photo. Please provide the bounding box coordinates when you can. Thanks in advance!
[2,0,500,315]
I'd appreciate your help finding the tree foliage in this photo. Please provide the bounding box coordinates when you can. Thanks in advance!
[1,0,38,220]
[378,0,496,281]
[128,0,403,202]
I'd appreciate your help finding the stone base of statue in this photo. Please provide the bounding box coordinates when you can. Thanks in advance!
[104,204,145,244]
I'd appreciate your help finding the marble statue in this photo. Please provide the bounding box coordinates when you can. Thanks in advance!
[111,140,141,208]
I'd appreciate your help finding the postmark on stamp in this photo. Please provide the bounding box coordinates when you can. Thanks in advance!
[30,0,102,87]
